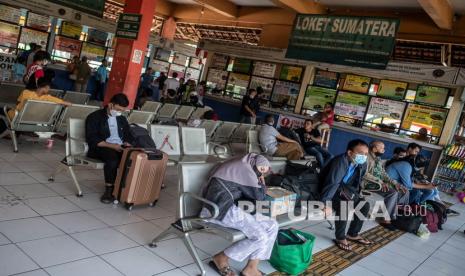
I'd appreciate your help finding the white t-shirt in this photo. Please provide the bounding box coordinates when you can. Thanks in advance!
[106,116,123,145]
[164,78,180,92]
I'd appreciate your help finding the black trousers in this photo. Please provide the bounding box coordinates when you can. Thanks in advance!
[0,109,7,134]
[332,196,370,240]
[88,147,122,186]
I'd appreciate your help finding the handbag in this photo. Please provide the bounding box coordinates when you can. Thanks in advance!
[339,186,359,201]
[269,229,315,275]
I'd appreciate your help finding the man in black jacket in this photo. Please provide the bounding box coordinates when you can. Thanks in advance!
[86,94,133,203]
[319,139,372,251]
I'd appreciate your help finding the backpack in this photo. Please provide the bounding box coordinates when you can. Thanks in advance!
[392,205,422,233]
[129,124,156,148]
[426,200,447,230]
[411,204,439,233]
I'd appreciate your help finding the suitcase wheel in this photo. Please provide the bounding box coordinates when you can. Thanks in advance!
[124,202,134,211]
[149,200,158,207]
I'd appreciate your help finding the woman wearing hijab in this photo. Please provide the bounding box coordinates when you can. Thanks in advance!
[200,154,278,276]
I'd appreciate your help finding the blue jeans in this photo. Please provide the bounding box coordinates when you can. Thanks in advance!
[409,187,437,204]
[304,145,333,167]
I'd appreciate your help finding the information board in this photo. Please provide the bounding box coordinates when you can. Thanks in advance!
[61,21,82,39]
[313,69,339,89]
[81,43,105,61]
[210,53,228,69]
[233,58,252,74]
[415,85,449,107]
[87,29,108,46]
[206,68,228,90]
[0,4,21,24]
[155,49,171,62]
[366,97,406,121]
[249,76,275,100]
[226,73,250,96]
[334,91,369,120]
[0,22,20,47]
[342,74,371,93]
[253,61,277,78]
[280,65,302,82]
[173,53,188,66]
[401,104,448,136]
[152,60,170,74]
[185,67,200,82]
[116,13,142,40]
[271,80,300,106]
[26,13,50,32]
[377,79,408,100]
[53,36,81,57]
[303,86,337,111]
[19,28,48,49]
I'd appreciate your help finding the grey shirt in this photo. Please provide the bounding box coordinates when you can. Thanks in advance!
[259,124,279,155]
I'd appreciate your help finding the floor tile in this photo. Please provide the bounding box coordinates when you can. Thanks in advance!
[339,264,381,276]
[45,211,107,234]
[46,181,95,196]
[45,256,124,276]
[150,216,176,229]
[101,246,175,276]
[72,228,139,255]
[13,269,49,276]
[25,196,81,216]
[0,162,21,173]
[0,217,63,243]
[27,171,71,184]
[0,232,10,245]
[65,193,112,210]
[191,232,231,256]
[0,153,38,162]
[155,268,189,276]
[17,235,94,267]
[13,161,53,172]
[88,206,144,226]
[31,152,63,162]
[0,172,38,185]
[180,260,219,276]
[5,184,59,199]
[132,206,174,220]
[0,244,39,276]
[0,201,39,222]
[115,221,165,245]
[357,255,410,276]
[148,238,209,267]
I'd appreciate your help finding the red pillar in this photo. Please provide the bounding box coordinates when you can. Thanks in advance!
[104,0,157,108]
[161,17,177,40]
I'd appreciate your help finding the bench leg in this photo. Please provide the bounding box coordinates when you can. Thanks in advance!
[11,130,18,153]
[326,219,335,230]
[48,164,66,182]
[67,166,83,197]
[149,225,179,246]
[182,232,206,276]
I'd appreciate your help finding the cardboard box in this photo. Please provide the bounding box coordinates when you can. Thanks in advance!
[265,187,297,217]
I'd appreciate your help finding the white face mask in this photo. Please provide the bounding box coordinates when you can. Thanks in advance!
[110,109,122,117]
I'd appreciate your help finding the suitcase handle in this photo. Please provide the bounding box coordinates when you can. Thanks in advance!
[117,148,144,202]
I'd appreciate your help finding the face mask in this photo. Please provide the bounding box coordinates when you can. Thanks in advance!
[353,154,367,165]
[374,152,383,157]
[110,109,122,117]
[253,166,263,178]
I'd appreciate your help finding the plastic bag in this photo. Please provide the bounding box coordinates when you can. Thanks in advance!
[417,224,431,239]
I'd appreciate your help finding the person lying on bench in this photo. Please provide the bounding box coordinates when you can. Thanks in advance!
[0,77,71,138]
[320,139,372,252]
[200,153,278,276]
[259,114,304,160]
[85,93,132,204]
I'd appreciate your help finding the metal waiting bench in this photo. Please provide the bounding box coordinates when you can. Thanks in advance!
[148,161,314,276]
[63,91,90,105]
[0,82,25,105]
[140,100,162,113]
[198,120,222,141]
[156,103,180,120]
[190,107,208,119]
[55,104,100,134]
[174,105,196,121]
[127,110,155,125]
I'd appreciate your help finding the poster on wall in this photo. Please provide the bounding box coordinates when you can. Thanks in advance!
[185,67,200,82]
[173,53,188,66]
[226,73,250,96]
[366,97,406,122]
[206,68,228,90]
[0,22,20,48]
[81,43,106,61]
[233,58,252,74]
[19,28,48,48]
[377,79,408,100]
[0,53,17,81]
[271,80,300,106]
[249,76,275,100]
[334,91,369,120]
[401,104,448,136]
[168,63,185,79]
[303,86,337,111]
[87,29,108,46]
[0,4,21,24]
[26,13,50,32]
[61,21,82,40]
[280,65,302,82]
[313,69,339,89]
[253,61,277,78]
[415,85,449,107]
[53,36,81,57]
[152,59,170,74]
[277,114,305,129]
[210,53,228,69]
[155,49,171,62]
[342,74,371,93]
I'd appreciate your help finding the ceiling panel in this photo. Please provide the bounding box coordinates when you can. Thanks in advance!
[167,0,198,4]
[450,0,465,14]
[319,0,421,9]
[228,0,276,7]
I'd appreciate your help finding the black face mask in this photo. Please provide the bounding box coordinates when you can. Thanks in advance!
[253,166,263,178]
[374,152,384,157]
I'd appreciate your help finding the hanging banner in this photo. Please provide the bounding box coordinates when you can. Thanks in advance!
[377,79,408,100]
[286,15,400,69]
[46,0,105,17]
[0,22,20,48]
[342,74,371,94]
[53,36,81,57]
[249,76,275,100]
[277,114,305,129]
[0,4,21,24]
[303,86,337,111]
[401,104,448,136]
[19,28,48,48]
[415,85,450,107]
[313,69,339,89]
[334,91,369,120]
[26,13,50,32]
[61,21,82,40]
[87,29,107,46]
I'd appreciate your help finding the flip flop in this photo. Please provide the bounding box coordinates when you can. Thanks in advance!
[239,272,266,276]
[333,239,352,251]
[209,260,235,276]
[347,236,373,245]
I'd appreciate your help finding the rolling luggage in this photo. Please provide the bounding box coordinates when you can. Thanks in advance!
[113,148,168,210]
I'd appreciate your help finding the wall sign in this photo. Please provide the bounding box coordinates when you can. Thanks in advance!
[303,86,337,111]
[271,80,300,106]
[0,4,21,24]
[116,13,142,40]
[61,21,82,39]
[286,15,399,69]
[53,36,81,57]
[342,74,371,94]
[313,69,339,89]
[249,76,275,100]
[233,58,252,74]
[279,65,302,82]
[401,104,448,136]
[19,28,48,48]
[415,85,449,107]
[26,13,50,32]
[366,97,405,122]
[377,79,408,100]
[210,53,229,69]
[253,61,277,78]
[0,22,20,47]
[87,29,108,46]
[277,114,305,129]
[334,91,369,120]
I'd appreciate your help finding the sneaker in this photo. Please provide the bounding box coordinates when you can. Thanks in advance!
[100,192,115,204]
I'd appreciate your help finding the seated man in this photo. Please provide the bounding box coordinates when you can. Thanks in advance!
[364,141,409,230]
[385,143,435,204]
[259,114,304,160]
[0,77,71,138]
[320,139,372,251]
[385,147,407,167]
[295,119,333,167]
[85,93,133,204]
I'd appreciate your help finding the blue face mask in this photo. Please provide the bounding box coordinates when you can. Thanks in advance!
[354,154,367,165]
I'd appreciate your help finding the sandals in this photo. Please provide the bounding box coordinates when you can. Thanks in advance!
[209,260,235,276]
[346,236,373,245]
[334,239,352,251]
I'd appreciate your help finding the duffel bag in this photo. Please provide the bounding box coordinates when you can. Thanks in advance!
[392,206,422,233]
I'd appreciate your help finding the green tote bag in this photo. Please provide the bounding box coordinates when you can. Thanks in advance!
[269,229,316,275]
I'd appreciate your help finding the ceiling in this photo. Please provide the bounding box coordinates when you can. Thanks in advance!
[228,0,276,7]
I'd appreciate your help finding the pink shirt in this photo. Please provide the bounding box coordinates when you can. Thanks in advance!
[325,111,334,127]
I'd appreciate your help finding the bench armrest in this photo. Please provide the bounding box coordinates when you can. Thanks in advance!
[180,192,219,222]
[207,142,229,157]
[3,105,16,125]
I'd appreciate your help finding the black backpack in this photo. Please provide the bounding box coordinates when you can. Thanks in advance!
[129,124,156,148]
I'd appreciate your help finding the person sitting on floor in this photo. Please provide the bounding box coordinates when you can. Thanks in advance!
[319,139,372,251]
[85,93,133,204]
[200,153,278,276]
[259,114,304,160]
[364,141,410,230]
[295,119,333,167]
[0,77,71,138]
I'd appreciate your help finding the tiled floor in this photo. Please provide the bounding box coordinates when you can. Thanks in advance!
[0,138,464,276]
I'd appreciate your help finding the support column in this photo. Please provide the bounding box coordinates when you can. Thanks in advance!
[104,0,157,108]
[161,17,177,40]
[46,17,58,54]
[294,65,314,115]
